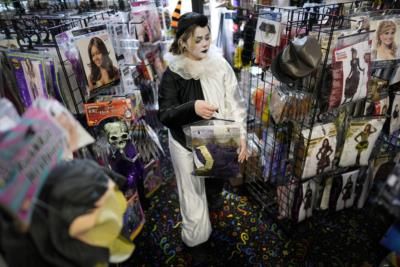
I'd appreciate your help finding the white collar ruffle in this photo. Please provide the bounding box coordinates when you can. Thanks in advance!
[164,46,224,80]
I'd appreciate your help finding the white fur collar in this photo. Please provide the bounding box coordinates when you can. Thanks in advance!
[164,46,224,80]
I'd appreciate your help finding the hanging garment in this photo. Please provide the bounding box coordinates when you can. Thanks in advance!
[216,9,235,65]
[241,16,257,66]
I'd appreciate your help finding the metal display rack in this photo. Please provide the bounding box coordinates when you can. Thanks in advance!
[241,1,372,222]
[0,9,115,113]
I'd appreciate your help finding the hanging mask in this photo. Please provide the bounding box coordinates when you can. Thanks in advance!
[104,121,130,151]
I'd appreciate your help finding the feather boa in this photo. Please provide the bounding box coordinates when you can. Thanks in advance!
[163,46,224,80]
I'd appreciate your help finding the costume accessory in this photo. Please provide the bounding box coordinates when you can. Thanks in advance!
[176,12,208,40]
[171,0,181,29]
[271,36,322,85]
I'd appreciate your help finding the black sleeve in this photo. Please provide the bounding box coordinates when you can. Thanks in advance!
[158,69,199,128]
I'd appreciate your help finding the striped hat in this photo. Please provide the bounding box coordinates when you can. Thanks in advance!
[170,0,181,29]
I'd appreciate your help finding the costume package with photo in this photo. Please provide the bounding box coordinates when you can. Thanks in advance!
[370,17,400,63]
[292,180,317,222]
[130,3,162,44]
[300,123,337,179]
[331,35,370,107]
[339,117,384,167]
[72,25,120,98]
[364,94,389,116]
[255,10,282,47]
[329,170,360,211]
[364,77,389,116]
[7,53,49,107]
[184,120,241,179]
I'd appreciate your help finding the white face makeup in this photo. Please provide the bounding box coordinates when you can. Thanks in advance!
[184,26,211,61]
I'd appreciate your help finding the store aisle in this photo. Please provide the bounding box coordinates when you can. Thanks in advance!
[121,130,392,267]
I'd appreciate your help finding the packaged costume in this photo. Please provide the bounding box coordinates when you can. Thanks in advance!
[299,123,337,179]
[292,179,317,222]
[329,33,371,108]
[339,118,384,167]
[335,40,370,105]
[370,18,400,63]
[188,122,240,178]
[8,53,48,107]
[72,25,120,97]
[334,170,359,211]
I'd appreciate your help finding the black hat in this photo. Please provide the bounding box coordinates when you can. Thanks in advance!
[176,12,208,40]
[271,36,322,85]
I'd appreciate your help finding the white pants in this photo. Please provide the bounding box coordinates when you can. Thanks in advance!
[168,133,212,247]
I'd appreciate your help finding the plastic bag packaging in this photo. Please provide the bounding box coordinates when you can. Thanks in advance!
[183,119,241,178]
[270,86,288,124]
[0,98,20,132]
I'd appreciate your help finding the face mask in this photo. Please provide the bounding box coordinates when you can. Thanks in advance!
[69,179,134,263]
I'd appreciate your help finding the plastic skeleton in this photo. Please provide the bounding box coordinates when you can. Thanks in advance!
[104,121,140,163]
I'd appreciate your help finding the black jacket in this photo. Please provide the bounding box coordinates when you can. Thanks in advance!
[158,67,205,149]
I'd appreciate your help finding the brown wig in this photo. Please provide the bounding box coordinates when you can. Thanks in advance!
[88,37,118,85]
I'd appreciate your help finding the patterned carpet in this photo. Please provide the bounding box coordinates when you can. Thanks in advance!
[120,130,393,267]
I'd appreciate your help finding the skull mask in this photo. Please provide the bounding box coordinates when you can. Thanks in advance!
[104,121,129,151]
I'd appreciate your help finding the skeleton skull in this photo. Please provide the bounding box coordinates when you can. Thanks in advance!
[104,121,129,151]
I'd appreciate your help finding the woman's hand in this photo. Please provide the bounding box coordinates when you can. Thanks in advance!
[194,100,218,120]
[238,138,248,163]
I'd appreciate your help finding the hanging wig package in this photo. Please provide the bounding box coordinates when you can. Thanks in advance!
[183,120,241,179]
[369,16,400,65]
[71,25,121,99]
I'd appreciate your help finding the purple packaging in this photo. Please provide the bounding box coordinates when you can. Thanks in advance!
[0,107,66,227]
